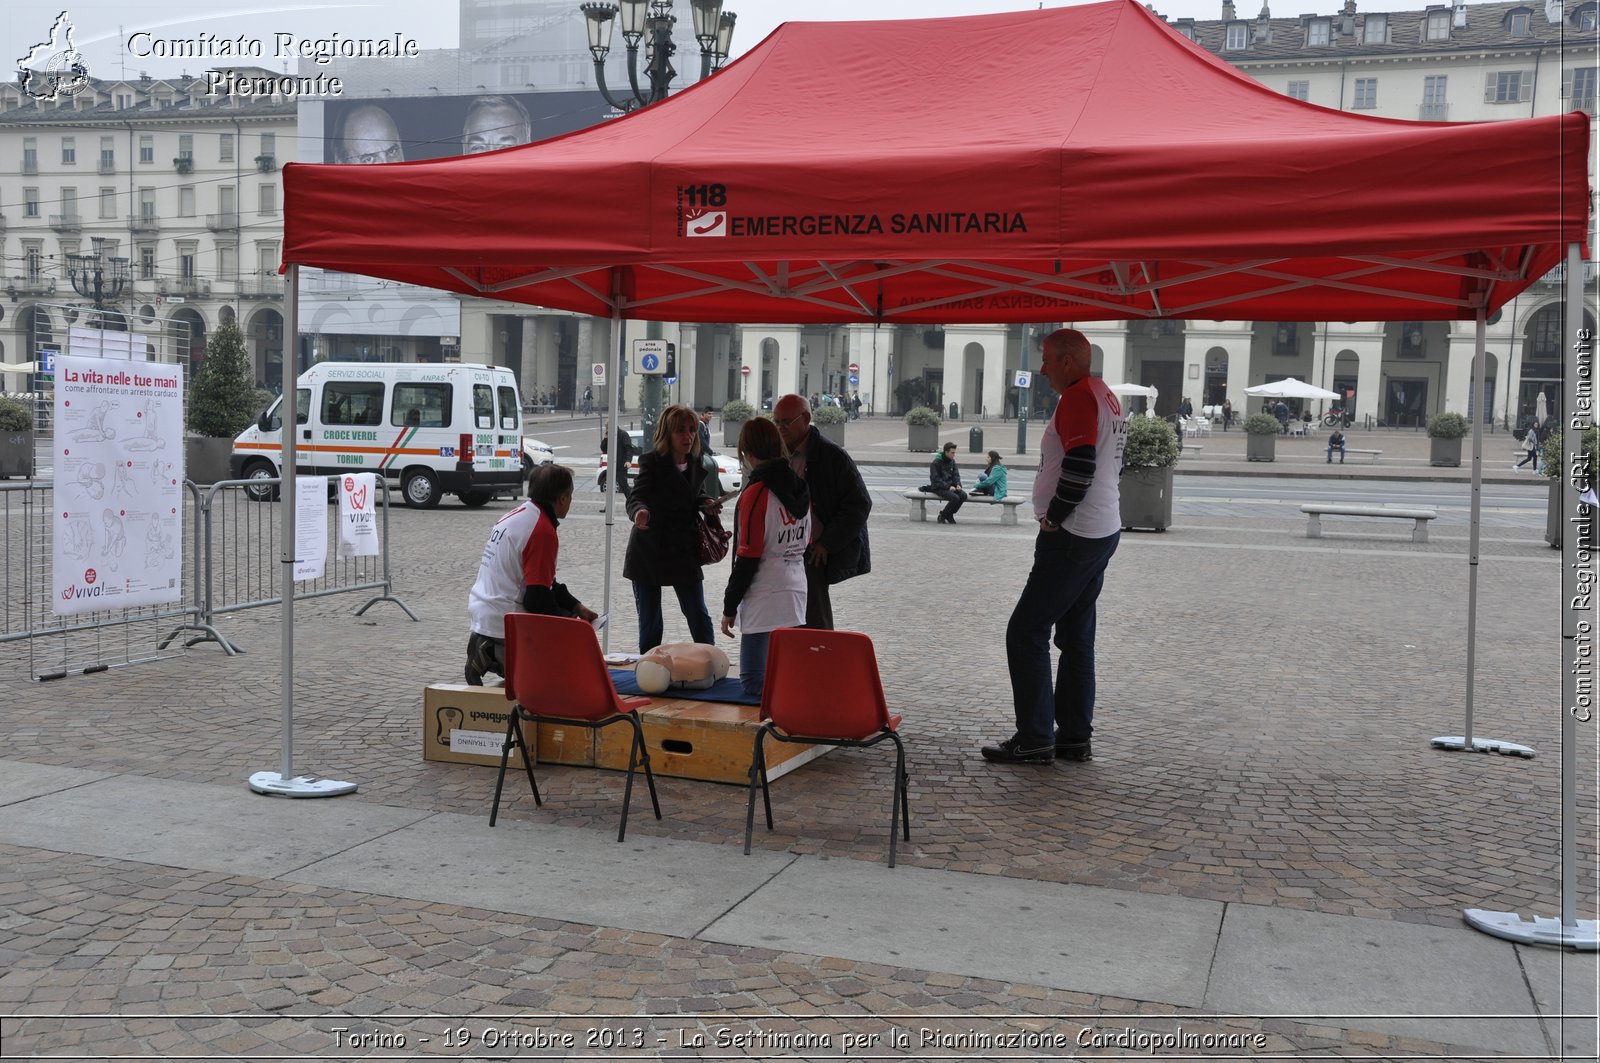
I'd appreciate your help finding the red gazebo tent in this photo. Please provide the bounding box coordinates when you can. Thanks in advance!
[273,1,1593,947]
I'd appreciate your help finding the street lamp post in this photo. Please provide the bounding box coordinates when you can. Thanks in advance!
[580,0,736,112]
[67,238,130,316]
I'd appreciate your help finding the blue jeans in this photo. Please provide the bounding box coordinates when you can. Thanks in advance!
[1004,529,1120,746]
[632,581,715,652]
[1327,442,1345,463]
[739,630,770,697]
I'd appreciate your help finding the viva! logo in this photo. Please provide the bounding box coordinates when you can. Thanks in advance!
[343,476,369,511]
[61,566,104,601]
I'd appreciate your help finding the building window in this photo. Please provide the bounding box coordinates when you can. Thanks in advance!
[140,246,155,279]
[1363,14,1387,43]
[1286,80,1310,101]
[23,187,40,217]
[99,186,116,218]
[1577,4,1599,31]
[178,243,197,279]
[61,136,75,164]
[60,187,78,219]
[260,132,276,158]
[22,136,37,173]
[1421,75,1448,119]
[139,135,153,163]
[1399,323,1426,358]
[1507,9,1531,35]
[179,186,195,216]
[1425,10,1451,41]
[1225,22,1248,49]
[259,183,277,215]
[1353,78,1378,109]
[177,134,193,161]
[1306,19,1331,46]
[138,188,155,221]
[24,243,43,280]
[1567,66,1598,114]
[220,133,234,162]
[115,92,132,109]
[1487,70,1530,104]
[1272,323,1299,356]
[217,242,237,278]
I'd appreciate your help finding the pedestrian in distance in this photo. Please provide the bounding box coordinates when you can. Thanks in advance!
[972,450,1008,498]
[1326,428,1346,464]
[1515,421,1541,471]
[720,417,811,696]
[582,386,594,416]
[928,442,968,524]
[624,405,721,652]
[464,465,597,685]
[600,420,635,500]
[771,394,873,630]
[698,406,717,457]
[1222,398,1233,431]
[983,327,1124,766]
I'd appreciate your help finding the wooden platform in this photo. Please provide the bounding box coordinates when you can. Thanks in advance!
[423,684,826,784]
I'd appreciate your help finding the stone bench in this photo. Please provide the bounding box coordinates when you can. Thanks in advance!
[1179,443,1203,453]
[522,403,555,415]
[904,490,1025,526]
[1301,503,1437,543]
[1334,447,1382,462]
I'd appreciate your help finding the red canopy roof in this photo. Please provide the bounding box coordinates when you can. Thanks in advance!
[282,0,1589,324]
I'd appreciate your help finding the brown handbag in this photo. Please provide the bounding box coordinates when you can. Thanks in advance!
[697,511,731,565]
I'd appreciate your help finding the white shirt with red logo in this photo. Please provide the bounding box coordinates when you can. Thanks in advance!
[733,482,812,633]
[467,501,557,639]
[1032,376,1125,538]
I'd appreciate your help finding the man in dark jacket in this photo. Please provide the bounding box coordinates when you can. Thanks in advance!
[927,441,967,524]
[599,421,634,499]
[772,393,872,630]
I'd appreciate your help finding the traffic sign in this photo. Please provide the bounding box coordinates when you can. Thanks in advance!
[633,339,669,376]
[740,365,751,376]
[591,362,606,381]
[849,374,859,385]
[1014,370,1032,389]
[848,362,859,374]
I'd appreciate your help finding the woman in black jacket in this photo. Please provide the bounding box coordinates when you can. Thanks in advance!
[624,404,721,651]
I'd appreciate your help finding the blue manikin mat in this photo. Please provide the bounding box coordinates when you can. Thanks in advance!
[609,669,761,706]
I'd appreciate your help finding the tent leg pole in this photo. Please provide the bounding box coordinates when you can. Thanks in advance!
[248,263,356,799]
[599,279,625,655]
[1463,244,1594,950]
[1431,311,1534,759]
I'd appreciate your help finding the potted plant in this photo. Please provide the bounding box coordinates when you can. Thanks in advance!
[1243,413,1280,461]
[0,394,34,479]
[173,156,193,175]
[905,405,942,452]
[1426,411,1469,467]
[1119,413,1179,532]
[813,402,848,445]
[186,322,258,484]
[720,399,754,447]
[1540,424,1597,549]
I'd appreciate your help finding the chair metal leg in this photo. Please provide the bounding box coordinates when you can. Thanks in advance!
[491,709,540,826]
[758,733,774,830]
[743,727,769,855]
[617,716,640,843]
[887,732,908,868]
[636,722,662,821]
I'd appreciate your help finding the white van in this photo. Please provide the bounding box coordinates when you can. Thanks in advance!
[231,362,527,508]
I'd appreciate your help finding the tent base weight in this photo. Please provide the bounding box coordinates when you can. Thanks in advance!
[1464,909,1599,950]
[248,771,358,797]
[1430,736,1535,758]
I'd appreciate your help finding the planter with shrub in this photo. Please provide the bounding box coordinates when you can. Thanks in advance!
[0,394,34,479]
[186,322,259,484]
[1541,424,1597,549]
[1119,413,1179,531]
[813,402,848,445]
[1426,411,1469,467]
[1243,413,1280,462]
[720,399,754,447]
[905,405,942,452]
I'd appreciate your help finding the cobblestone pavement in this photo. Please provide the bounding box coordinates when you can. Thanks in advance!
[0,454,1590,1059]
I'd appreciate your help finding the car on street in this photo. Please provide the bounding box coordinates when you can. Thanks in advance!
[598,428,742,493]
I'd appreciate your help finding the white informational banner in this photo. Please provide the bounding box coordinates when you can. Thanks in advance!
[335,473,380,559]
[294,476,329,581]
[68,327,141,360]
[52,354,184,615]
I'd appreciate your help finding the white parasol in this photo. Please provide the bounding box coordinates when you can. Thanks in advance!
[1243,377,1340,400]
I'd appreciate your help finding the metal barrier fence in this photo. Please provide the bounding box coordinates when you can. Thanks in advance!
[1,476,413,679]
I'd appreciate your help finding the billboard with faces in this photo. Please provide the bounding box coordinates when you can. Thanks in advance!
[322,90,611,165]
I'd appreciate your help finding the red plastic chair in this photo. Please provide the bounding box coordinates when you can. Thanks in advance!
[490,613,661,842]
[744,628,910,866]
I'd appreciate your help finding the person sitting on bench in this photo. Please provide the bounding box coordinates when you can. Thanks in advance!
[1326,429,1346,464]
[972,450,1008,498]
[928,442,968,524]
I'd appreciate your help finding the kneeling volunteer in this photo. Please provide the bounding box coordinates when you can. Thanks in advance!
[465,464,597,685]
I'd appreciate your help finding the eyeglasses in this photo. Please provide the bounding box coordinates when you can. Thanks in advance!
[774,416,806,428]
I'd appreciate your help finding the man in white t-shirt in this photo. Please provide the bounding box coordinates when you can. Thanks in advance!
[983,328,1125,766]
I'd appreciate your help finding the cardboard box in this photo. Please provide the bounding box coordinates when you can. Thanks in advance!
[595,696,829,785]
[423,683,528,768]
[423,684,596,769]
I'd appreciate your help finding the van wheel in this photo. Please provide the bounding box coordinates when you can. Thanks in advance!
[402,469,441,509]
[459,490,493,508]
[243,460,279,501]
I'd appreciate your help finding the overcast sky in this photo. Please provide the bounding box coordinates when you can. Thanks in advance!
[6,0,1437,84]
